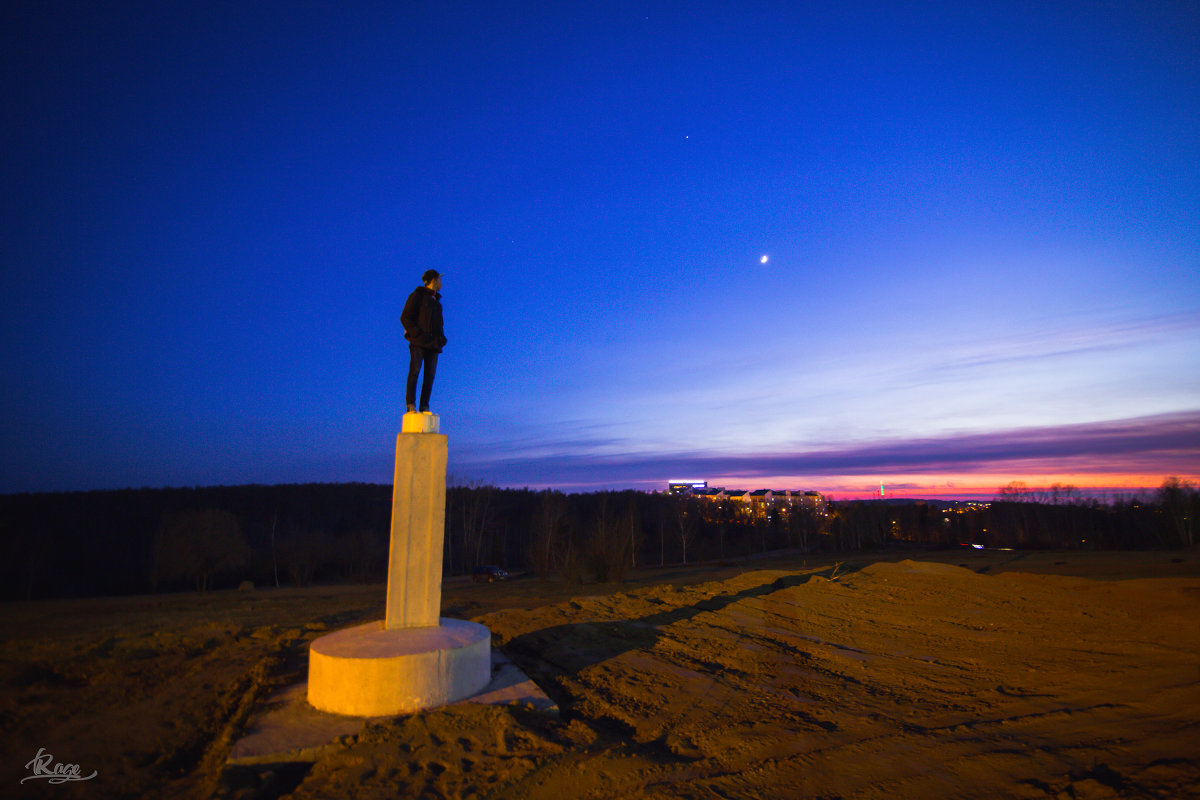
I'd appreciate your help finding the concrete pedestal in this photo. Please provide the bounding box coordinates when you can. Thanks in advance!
[308,619,491,716]
[401,412,439,434]
[306,415,493,716]
[386,421,447,629]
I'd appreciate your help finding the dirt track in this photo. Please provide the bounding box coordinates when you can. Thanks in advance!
[3,549,1199,799]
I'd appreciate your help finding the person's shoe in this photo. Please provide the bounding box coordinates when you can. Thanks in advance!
[420,407,431,414]
[406,404,416,413]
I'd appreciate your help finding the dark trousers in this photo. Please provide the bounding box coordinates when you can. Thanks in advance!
[406,344,439,411]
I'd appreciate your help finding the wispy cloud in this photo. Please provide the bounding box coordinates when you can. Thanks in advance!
[450,410,1200,491]
[929,311,1200,376]
[512,309,1200,459]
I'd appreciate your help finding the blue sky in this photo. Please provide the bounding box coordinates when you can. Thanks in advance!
[2,1,1198,497]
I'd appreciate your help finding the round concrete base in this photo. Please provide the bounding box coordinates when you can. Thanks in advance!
[307,618,491,716]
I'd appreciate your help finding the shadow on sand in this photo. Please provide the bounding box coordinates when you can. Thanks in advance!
[499,563,865,712]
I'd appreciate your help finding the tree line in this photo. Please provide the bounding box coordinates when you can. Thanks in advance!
[0,478,1194,600]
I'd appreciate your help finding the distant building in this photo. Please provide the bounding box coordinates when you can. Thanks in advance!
[663,482,826,514]
[800,491,825,510]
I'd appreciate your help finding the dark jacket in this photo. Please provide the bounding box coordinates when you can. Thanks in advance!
[401,286,447,353]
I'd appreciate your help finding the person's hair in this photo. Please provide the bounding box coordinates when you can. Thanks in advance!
[422,269,441,285]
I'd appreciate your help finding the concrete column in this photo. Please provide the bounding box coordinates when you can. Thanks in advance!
[308,413,492,716]
[385,415,447,629]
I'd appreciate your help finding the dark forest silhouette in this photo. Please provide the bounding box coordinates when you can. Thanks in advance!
[0,479,1195,601]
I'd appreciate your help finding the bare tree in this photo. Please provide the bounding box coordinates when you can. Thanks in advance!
[1158,477,1197,547]
[789,502,821,554]
[278,528,330,586]
[586,493,633,582]
[152,509,249,592]
[339,528,385,583]
[528,490,567,579]
[269,511,280,588]
[997,481,1031,501]
[456,482,496,571]
[657,500,669,567]
[1049,483,1079,505]
[626,495,641,570]
[672,496,697,565]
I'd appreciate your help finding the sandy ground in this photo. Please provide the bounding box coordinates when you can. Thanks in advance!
[2,548,1199,799]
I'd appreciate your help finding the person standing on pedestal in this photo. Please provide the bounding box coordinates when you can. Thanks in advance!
[401,269,447,414]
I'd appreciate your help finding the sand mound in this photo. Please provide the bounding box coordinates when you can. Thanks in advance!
[6,555,1199,798]
[863,558,980,577]
[461,561,1199,799]
[284,704,572,799]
